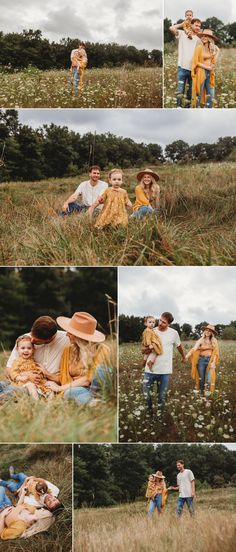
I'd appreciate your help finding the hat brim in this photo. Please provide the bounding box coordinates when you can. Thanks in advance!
[57,316,105,343]
[198,32,218,42]
[201,326,217,335]
[137,170,160,182]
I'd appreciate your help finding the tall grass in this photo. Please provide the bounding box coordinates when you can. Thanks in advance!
[0,444,72,552]
[0,163,235,266]
[74,488,236,552]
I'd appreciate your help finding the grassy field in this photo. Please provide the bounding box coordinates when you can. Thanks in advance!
[164,46,236,108]
[119,341,236,443]
[0,444,72,552]
[0,349,117,443]
[74,488,236,552]
[0,65,162,108]
[0,162,235,266]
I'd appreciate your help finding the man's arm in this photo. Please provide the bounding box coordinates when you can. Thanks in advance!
[169,22,184,36]
[62,186,81,212]
[167,485,179,491]
[177,344,186,363]
[191,479,195,497]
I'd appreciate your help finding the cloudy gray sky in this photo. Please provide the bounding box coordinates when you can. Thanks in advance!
[1,0,163,49]
[18,109,236,149]
[165,0,236,23]
[118,267,236,326]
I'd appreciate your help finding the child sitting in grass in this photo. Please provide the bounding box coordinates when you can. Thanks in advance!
[141,316,163,371]
[88,168,132,228]
[8,335,53,401]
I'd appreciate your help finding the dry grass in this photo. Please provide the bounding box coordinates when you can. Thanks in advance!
[0,162,235,266]
[0,66,162,108]
[74,488,236,552]
[0,444,72,552]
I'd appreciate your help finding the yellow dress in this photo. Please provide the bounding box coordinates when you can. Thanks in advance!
[95,188,130,228]
[10,358,49,396]
[141,328,163,356]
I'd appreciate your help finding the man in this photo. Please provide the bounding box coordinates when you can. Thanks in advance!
[143,312,186,414]
[168,459,195,517]
[169,17,202,107]
[61,165,108,216]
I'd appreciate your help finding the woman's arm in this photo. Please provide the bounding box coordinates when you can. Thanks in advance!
[46,375,90,393]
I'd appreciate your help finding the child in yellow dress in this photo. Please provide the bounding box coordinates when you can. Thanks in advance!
[9,335,53,401]
[141,316,163,371]
[88,169,132,229]
[182,9,194,38]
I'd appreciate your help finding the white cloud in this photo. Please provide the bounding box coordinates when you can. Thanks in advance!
[165,0,235,24]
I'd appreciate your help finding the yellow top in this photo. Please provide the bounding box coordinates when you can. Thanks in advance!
[141,328,163,356]
[191,44,216,107]
[188,342,220,393]
[9,358,48,394]
[145,480,167,509]
[60,343,111,386]
[95,188,130,228]
[0,505,35,540]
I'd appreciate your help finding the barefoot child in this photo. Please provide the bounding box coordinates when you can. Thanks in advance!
[88,168,132,228]
[141,316,163,371]
[8,335,53,401]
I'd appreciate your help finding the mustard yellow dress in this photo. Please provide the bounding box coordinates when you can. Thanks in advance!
[10,358,49,396]
[95,188,130,228]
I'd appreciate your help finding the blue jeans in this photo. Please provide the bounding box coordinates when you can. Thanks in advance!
[143,373,170,411]
[133,206,159,218]
[60,202,88,217]
[148,494,162,516]
[197,70,214,108]
[0,487,12,511]
[0,472,27,493]
[176,66,192,107]
[177,497,194,517]
[63,365,112,405]
[197,356,211,394]
[72,67,80,95]
[0,380,24,400]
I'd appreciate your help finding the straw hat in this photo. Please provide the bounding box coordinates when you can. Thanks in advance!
[198,29,218,42]
[201,324,217,335]
[57,312,105,343]
[155,471,165,479]
[136,168,160,182]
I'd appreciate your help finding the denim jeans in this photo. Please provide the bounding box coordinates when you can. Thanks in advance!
[197,356,211,393]
[60,202,88,217]
[63,365,112,405]
[176,66,192,107]
[0,472,27,493]
[176,497,194,517]
[133,206,159,218]
[0,380,24,400]
[143,372,170,411]
[197,70,214,108]
[0,487,12,511]
[148,494,162,516]
[72,67,80,96]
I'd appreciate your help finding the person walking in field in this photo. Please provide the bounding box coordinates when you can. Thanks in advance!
[186,324,220,395]
[146,471,167,517]
[88,168,132,229]
[168,459,195,517]
[60,166,108,216]
[169,17,202,107]
[70,42,88,95]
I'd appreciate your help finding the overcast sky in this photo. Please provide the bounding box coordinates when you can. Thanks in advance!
[118,267,236,326]
[18,109,236,149]
[165,0,236,24]
[0,0,163,50]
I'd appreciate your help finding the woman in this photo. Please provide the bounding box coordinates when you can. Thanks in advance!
[46,312,112,405]
[133,168,160,218]
[191,29,220,108]
[186,324,220,394]
[145,471,167,517]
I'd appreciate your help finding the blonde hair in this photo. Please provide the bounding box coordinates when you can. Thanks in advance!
[16,335,33,348]
[69,337,98,376]
[139,175,160,207]
[144,315,156,326]
[108,168,123,180]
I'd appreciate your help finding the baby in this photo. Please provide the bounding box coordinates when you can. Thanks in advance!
[141,316,163,371]
[88,168,132,229]
[9,335,53,401]
[182,9,194,39]
[24,478,50,502]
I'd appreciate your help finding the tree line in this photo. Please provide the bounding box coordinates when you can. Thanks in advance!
[164,17,236,45]
[0,29,162,71]
[119,315,236,343]
[0,111,235,182]
[0,268,117,348]
[74,444,236,508]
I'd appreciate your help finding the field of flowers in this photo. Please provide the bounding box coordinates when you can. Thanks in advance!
[119,341,236,443]
[0,65,162,108]
[164,46,236,108]
[0,163,235,266]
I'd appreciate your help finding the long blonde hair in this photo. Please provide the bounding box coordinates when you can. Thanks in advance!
[193,331,217,351]
[140,175,160,207]
[69,337,98,375]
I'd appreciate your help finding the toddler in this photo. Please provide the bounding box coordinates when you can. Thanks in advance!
[141,316,163,371]
[88,169,132,228]
[182,9,194,39]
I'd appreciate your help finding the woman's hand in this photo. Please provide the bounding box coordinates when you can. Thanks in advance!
[45,381,61,392]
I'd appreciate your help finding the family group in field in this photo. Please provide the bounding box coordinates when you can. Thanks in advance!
[169,9,220,108]
[146,460,195,518]
[0,312,112,405]
[53,165,160,228]
[141,312,220,415]
[0,465,62,540]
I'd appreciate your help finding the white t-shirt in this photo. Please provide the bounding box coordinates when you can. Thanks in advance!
[176,30,201,71]
[7,331,69,374]
[24,480,60,508]
[177,469,195,498]
[74,180,108,209]
[145,327,181,375]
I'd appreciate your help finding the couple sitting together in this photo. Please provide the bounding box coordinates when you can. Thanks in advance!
[0,466,62,540]
[1,311,111,405]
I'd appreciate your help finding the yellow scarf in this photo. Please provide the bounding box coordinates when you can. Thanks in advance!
[59,344,111,386]
[191,44,216,107]
[190,343,220,393]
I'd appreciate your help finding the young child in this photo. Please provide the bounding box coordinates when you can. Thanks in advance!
[24,479,50,502]
[182,9,194,39]
[9,335,53,401]
[141,316,163,371]
[88,168,132,229]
